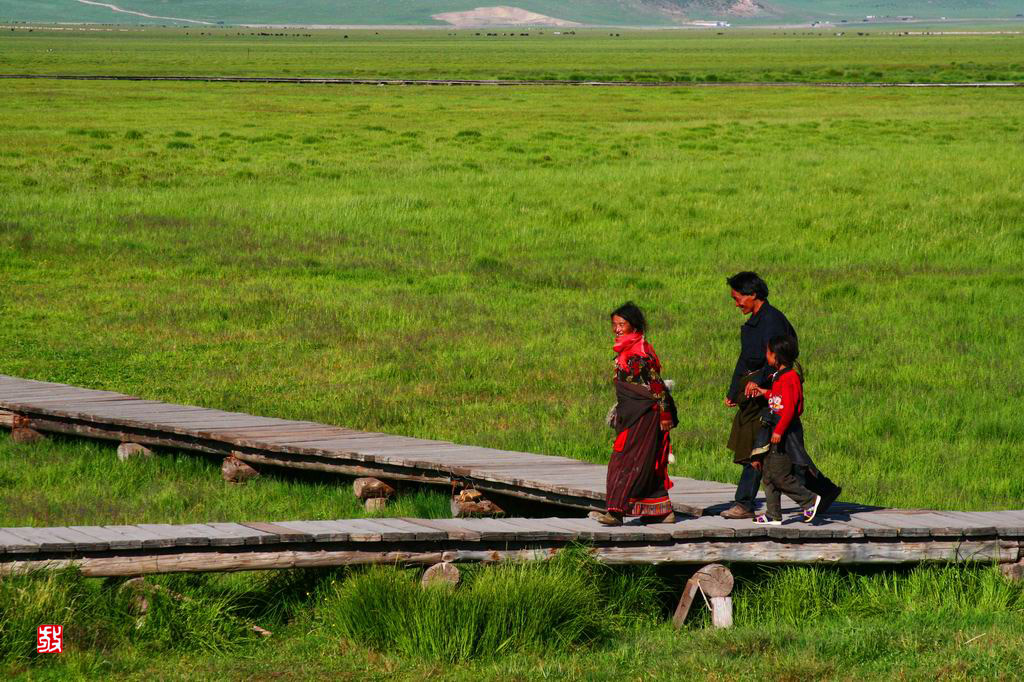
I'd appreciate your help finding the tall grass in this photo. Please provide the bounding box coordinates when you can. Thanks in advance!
[735,563,1024,627]
[316,548,662,662]
[0,568,321,669]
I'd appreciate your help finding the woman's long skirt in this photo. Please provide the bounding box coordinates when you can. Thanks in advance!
[606,382,673,517]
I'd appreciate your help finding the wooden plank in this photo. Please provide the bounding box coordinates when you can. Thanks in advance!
[136,524,211,547]
[38,526,113,551]
[955,511,1024,536]
[534,517,613,541]
[104,525,177,549]
[405,518,482,541]
[0,397,145,410]
[685,516,740,540]
[68,525,144,550]
[0,385,120,397]
[0,528,42,553]
[370,518,449,541]
[542,517,672,543]
[5,527,75,552]
[924,511,998,537]
[497,517,578,542]
[333,519,386,542]
[204,522,277,545]
[173,524,244,546]
[856,511,966,538]
[267,520,348,542]
[840,514,902,538]
[476,518,557,541]
[455,518,522,542]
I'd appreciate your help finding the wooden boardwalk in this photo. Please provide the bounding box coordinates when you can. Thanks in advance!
[0,374,733,516]
[1,513,1022,576]
[2,374,1023,577]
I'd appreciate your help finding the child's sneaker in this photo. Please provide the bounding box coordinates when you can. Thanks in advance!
[753,514,782,526]
[802,495,822,523]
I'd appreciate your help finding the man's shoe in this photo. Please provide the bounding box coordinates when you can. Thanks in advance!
[819,486,842,515]
[720,504,755,520]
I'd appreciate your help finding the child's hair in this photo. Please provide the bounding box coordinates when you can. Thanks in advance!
[767,335,799,367]
[610,301,646,334]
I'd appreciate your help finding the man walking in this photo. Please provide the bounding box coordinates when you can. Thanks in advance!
[719,271,841,519]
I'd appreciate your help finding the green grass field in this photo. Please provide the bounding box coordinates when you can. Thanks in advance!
[1,28,1023,680]
[3,28,1024,83]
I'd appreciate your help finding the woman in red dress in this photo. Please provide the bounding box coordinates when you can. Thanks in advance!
[592,302,678,526]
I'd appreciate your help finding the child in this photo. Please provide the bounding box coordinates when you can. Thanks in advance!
[748,335,820,525]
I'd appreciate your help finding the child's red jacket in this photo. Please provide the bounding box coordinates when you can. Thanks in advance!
[766,368,803,439]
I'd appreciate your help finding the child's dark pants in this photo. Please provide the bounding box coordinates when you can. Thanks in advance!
[762,449,816,521]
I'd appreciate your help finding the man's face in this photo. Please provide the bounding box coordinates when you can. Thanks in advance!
[730,289,758,315]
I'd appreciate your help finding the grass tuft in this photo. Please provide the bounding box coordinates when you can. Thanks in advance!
[316,547,660,662]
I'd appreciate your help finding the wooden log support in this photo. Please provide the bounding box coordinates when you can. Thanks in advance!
[364,498,389,512]
[117,442,154,461]
[353,477,396,500]
[0,409,14,429]
[354,477,395,511]
[451,488,504,518]
[10,414,44,444]
[0,547,559,577]
[222,454,260,483]
[673,563,734,629]
[710,596,733,628]
[1001,560,1024,581]
[422,561,461,587]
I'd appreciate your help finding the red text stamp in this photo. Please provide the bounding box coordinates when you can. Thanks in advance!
[37,625,63,654]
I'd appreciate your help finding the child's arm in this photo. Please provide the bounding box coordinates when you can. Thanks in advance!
[746,385,769,399]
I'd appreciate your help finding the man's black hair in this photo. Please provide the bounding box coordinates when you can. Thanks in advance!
[727,271,769,300]
[610,301,646,334]
[768,335,799,367]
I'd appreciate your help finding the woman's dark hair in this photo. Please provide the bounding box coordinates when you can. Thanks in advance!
[610,301,646,334]
[768,335,799,367]
[727,271,769,300]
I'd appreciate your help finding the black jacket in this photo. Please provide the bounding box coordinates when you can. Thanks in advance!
[726,301,797,403]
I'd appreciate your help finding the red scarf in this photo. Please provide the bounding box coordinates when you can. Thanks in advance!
[613,332,661,373]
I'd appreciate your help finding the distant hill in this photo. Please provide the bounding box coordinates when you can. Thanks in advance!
[1,0,1022,26]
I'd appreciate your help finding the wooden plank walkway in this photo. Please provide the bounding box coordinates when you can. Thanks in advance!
[0,374,734,516]
[2,375,1023,575]
[1,513,1022,576]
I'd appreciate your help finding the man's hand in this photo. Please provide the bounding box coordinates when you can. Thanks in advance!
[770,433,782,444]
[751,460,762,471]
[724,397,737,407]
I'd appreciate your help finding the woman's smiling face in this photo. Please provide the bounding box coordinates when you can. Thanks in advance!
[611,315,634,338]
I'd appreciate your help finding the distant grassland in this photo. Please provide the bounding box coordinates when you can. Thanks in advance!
[2,28,1024,83]
[1,75,1022,513]
[2,0,1024,25]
